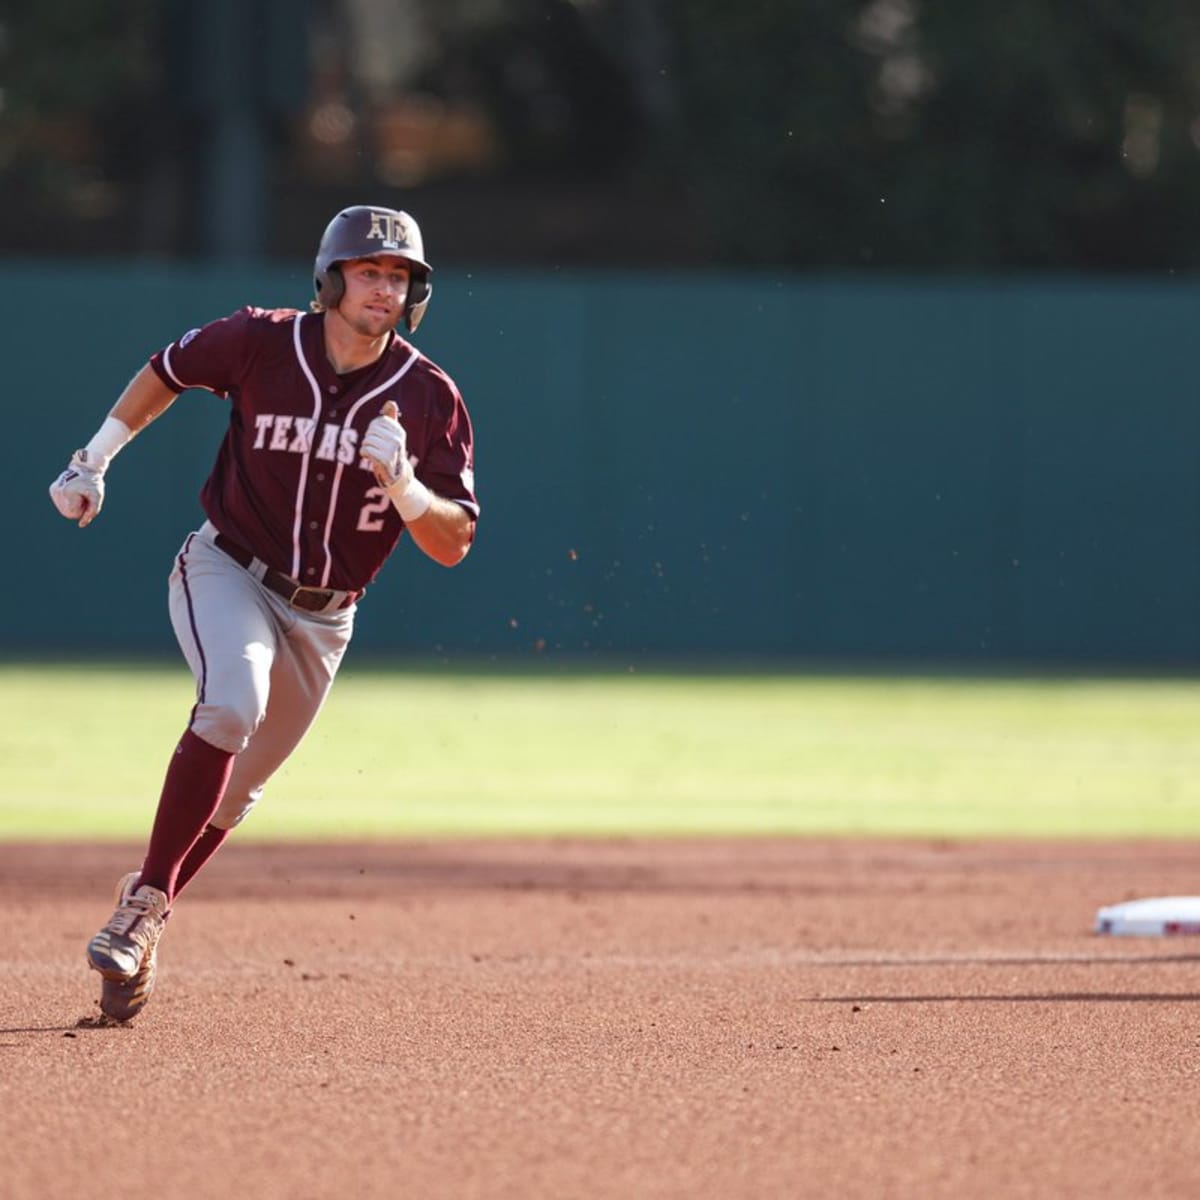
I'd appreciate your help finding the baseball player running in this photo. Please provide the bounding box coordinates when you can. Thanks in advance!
[48,205,479,1021]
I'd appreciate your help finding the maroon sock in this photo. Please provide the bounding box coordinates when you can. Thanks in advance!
[173,823,233,898]
[138,729,235,901]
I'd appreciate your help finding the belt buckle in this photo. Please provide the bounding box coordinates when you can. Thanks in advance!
[289,584,336,614]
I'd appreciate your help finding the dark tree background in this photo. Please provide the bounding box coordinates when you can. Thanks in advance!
[670,0,1200,270]
[3,0,1200,270]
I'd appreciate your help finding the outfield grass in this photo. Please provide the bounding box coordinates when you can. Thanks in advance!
[2,661,1200,840]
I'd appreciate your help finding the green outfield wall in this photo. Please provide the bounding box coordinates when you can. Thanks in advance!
[9,264,1200,665]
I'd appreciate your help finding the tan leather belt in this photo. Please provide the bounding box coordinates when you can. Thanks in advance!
[214,533,358,614]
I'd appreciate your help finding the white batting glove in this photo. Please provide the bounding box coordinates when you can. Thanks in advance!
[361,405,413,492]
[361,401,432,522]
[49,450,106,528]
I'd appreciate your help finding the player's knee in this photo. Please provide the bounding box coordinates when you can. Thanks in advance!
[190,699,264,754]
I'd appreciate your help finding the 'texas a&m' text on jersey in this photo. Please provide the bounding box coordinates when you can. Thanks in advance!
[150,306,479,594]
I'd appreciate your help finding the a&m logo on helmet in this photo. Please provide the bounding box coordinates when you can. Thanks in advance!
[367,209,413,252]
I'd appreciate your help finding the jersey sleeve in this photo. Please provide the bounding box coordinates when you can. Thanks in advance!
[417,372,479,519]
[149,307,256,397]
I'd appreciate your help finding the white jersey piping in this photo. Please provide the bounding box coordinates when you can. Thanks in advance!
[160,343,220,395]
[319,347,421,587]
[290,315,324,579]
[289,315,422,587]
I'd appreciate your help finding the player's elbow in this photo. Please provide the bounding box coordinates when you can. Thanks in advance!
[432,537,472,568]
[412,510,475,567]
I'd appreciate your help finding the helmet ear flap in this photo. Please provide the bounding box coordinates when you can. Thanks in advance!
[317,264,345,309]
[405,273,432,332]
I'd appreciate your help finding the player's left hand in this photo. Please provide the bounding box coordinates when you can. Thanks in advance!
[48,451,106,528]
[361,401,414,494]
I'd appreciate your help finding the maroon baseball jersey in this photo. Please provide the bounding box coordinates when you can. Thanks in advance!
[149,307,478,593]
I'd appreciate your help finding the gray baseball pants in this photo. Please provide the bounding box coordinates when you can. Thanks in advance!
[167,521,355,829]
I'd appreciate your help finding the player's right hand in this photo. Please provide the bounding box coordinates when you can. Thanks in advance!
[361,401,414,493]
[49,451,106,528]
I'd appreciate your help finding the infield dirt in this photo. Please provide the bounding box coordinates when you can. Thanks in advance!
[2,838,1200,1199]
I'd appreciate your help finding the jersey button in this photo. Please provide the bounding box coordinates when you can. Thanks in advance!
[327,385,338,394]
[306,568,316,577]
[316,473,326,482]
[309,521,319,530]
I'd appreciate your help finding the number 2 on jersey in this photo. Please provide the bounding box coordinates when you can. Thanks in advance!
[357,487,391,532]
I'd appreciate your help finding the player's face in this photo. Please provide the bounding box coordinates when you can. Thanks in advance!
[337,256,412,337]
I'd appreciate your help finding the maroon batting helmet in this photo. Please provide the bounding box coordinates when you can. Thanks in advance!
[313,205,433,332]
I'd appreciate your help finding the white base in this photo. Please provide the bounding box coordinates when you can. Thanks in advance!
[1094,895,1200,937]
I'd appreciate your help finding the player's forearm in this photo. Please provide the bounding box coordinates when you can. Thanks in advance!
[405,497,475,567]
[111,362,180,434]
[57,363,177,484]
[48,363,180,528]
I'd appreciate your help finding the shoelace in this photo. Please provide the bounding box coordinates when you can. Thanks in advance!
[108,897,159,937]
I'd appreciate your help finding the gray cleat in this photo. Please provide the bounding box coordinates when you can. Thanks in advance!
[87,873,169,1020]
